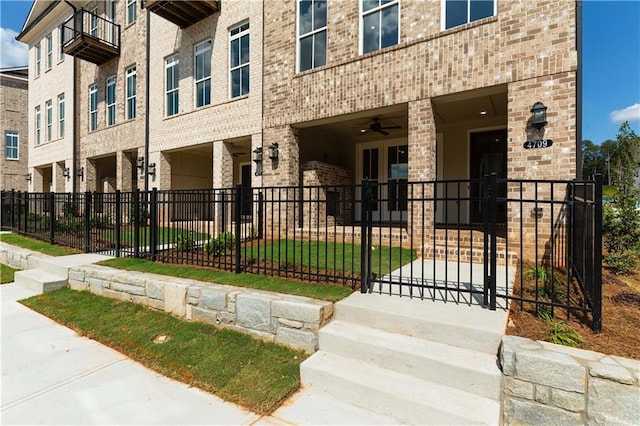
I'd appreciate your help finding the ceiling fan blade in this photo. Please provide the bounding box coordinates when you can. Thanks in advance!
[378,129,390,136]
[380,125,402,130]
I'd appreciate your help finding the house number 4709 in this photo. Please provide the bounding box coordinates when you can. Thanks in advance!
[523,139,553,149]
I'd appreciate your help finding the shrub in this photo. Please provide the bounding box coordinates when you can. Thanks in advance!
[175,232,196,252]
[62,201,79,217]
[547,320,583,348]
[90,214,112,229]
[604,251,638,275]
[204,232,236,257]
[55,217,85,233]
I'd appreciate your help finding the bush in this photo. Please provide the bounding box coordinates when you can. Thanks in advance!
[55,217,85,233]
[90,214,112,229]
[62,201,79,217]
[204,232,236,256]
[175,232,196,252]
[604,251,639,275]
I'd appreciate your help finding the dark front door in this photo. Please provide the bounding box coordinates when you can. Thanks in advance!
[470,129,507,223]
[240,163,252,218]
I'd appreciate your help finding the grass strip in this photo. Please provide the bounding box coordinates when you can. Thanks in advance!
[99,258,353,302]
[1,263,19,284]
[0,233,77,256]
[21,288,307,414]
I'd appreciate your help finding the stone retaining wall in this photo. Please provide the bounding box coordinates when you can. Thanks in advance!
[68,265,333,353]
[501,335,640,425]
[0,243,46,269]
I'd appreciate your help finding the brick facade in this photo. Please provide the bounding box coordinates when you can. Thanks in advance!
[0,71,29,191]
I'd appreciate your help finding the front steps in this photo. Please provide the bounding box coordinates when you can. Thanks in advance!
[299,292,507,425]
[14,270,67,294]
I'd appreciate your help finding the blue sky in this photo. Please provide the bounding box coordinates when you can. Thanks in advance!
[1,0,639,144]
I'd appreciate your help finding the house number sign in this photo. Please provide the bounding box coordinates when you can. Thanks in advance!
[523,139,553,149]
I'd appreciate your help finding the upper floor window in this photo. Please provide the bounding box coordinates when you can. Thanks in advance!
[35,106,41,145]
[35,42,41,77]
[58,94,65,138]
[361,0,399,54]
[194,40,211,107]
[230,22,249,98]
[89,7,99,37]
[443,0,496,30]
[58,25,65,61]
[298,0,327,72]
[46,33,53,70]
[165,55,179,116]
[89,84,98,131]
[126,66,137,119]
[45,100,53,141]
[106,76,116,126]
[5,131,19,160]
[127,0,137,25]
[106,0,117,43]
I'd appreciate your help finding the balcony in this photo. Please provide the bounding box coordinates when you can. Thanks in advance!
[62,9,120,66]
[146,0,220,28]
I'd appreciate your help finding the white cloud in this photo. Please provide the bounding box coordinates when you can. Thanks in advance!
[610,103,640,124]
[0,27,28,68]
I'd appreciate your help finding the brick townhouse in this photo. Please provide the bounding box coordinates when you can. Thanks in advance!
[17,0,580,241]
[1,66,29,191]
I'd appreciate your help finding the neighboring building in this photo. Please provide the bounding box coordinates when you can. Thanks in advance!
[0,66,29,191]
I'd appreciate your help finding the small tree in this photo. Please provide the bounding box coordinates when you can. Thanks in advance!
[603,122,640,274]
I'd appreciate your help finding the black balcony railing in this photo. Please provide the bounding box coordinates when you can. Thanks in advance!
[146,0,220,28]
[62,9,120,65]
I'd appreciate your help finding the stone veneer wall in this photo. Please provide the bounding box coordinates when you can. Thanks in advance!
[501,335,640,425]
[67,265,333,353]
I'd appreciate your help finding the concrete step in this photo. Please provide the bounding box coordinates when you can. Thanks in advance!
[301,350,501,425]
[319,320,502,400]
[334,292,507,355]
[14,270,67,294]
[30,257,70,279]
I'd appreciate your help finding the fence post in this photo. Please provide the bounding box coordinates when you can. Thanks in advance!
[115,190,121,257]
[10,189,16,229]
[84,191,91,253]
[24,191,29,234]
[133,189,140,258]
[257,190,264,240]
[592,174,603,333]
[360,180,370,293]
[150,188,158,261]
[482,175,490,306]
[49,192,55,244]
[489,173,498,311]
[234,184,242,274]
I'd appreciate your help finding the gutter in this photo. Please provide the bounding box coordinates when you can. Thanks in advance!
[144,8,151,192]
[63,0,79,194]
[576,0,583,179]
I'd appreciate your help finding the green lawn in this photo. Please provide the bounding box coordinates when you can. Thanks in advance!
[244,240,417,276]
[99,258,353,302]
[0,233,77,256]
[21,288,306,414]
[1,263,19,284]
[100,227,209,246]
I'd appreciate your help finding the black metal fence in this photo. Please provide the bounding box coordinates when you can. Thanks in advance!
[0,176,602,331]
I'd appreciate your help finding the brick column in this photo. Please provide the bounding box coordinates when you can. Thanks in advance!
[262,125,299,187]
[82,158,97,193]
[54,162,66,193]
[116,151,134,192]
[213,141,233,189]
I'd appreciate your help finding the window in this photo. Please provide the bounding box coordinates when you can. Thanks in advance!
[58,26,65,61]
[298,0,327,72]
[46,33,53,70]
[5,132,19,160]
[230,23,250,98]
[35,42,41,76]
[127,0,137,25]
[106,0,117,44]
[443,0,496,30]
[361,0,399,54]
[165,55,179,116]
[35,106,41,145]
[45,100,53,141]
[126,66,137,119]
[106,76,116,125]
[89,84,98,131]
[58,94,65,138]
[194,41,211,107]
[89,8,99,37]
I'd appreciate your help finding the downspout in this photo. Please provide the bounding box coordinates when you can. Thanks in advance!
[64,0,78,193]
[576,0,583,179]
[144,8,151,192]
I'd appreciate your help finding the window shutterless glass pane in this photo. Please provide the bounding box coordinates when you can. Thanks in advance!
[446,0,467,29]
[232,69,241,98]
[313,30,327,68]
[299,0,312,34]
[362,12,379,54]
[231,39,240,68]
[241,66,249,96]
[470,0,494,22]
[203,51,211,79]
[299,35,313,71]
[363,0,379,13]
[381,4,398,48]
[240,35,249,65]
[314,0,327,30]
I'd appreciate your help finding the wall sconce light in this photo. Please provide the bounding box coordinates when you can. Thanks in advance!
[62,167,70,180]
[147,162,156,177]
[530,101,548,129]
[253,147,263,176]
[137,156,145,169]
[76,167,84,180]
[24,172,32,182]
[268,143,279,160]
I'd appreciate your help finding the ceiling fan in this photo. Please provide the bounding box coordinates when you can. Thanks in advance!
[360,117,401,136]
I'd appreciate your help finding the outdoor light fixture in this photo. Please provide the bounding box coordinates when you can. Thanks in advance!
[76,167,84,180]
[253,147,263,176]
[147,162,156,177]
[24,172,32,182]
[137,157,145,169]
[268,143,279,160]
[62,167,70,180]
[530,101,548,129]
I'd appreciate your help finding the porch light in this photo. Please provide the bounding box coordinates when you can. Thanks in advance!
[76,167,84,180]
[62,167,70,180]
[253,147,263,176]
[136,157,145,169]
[530,102,548,129]
[147,163,156,177]
[268,143,279,160]
[24,172,32,182]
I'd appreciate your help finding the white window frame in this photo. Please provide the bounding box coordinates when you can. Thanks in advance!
[46,33,53,70]
[5,131,19,160]
[106,0,117,44]
[45,100,53,141]
[229,22,250,98]
[165,54,179,116]
[35,42,41,77]
[35,106,41,145]
[297,0,328,72]
[106,75,116,126]
[126,66,137,120]
[58,94,65,138]
[126,0,137,25]
[58,25,66,62]
[89,7,99,37]
[89,84,98,131]
[440,0,497,31]
[359,0,400,55]
[194,40,212,108]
